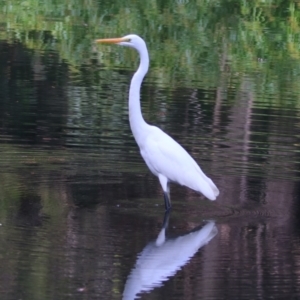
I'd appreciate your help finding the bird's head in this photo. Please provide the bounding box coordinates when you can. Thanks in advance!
[95,34,146,51]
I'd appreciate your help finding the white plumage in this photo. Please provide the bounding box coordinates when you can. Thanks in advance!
[96,34,219,209]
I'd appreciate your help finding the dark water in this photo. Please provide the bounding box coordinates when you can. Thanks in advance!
[1,2,300,299]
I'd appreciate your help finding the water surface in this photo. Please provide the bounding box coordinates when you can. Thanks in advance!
[1,1,300,299]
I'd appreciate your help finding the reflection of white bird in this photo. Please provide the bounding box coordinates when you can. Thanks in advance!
[122,215,217,300]
[96,34,219,210]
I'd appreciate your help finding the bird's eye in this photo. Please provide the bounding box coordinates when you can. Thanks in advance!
[125,38,131,42]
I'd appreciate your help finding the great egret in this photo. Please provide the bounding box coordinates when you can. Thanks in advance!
[95,34,219,210]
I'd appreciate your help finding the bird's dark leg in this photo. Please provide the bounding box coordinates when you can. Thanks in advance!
[158,175,171,211]
[163,183,171,211]
[162,209,171,230]
[164,192,171,211]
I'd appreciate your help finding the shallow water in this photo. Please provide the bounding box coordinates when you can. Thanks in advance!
[1,1,300,299]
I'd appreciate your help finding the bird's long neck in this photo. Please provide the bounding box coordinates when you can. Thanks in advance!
[129,44,150,144]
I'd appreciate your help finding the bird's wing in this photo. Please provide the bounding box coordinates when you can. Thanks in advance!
[140,127,218,200]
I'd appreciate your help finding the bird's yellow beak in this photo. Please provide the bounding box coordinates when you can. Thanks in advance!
[95,37,128,44]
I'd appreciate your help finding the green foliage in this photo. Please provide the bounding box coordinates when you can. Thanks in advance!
[1,0,300,104]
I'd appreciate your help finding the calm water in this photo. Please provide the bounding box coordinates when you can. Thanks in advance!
[1,1,300,299]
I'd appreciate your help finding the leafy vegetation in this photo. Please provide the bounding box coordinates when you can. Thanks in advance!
[1,0,300,106]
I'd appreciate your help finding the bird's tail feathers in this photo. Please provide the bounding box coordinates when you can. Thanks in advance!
[187,173,219,201]
[206,177,219,199]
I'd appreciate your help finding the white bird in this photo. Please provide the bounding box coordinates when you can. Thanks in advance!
[95,34,219,210]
